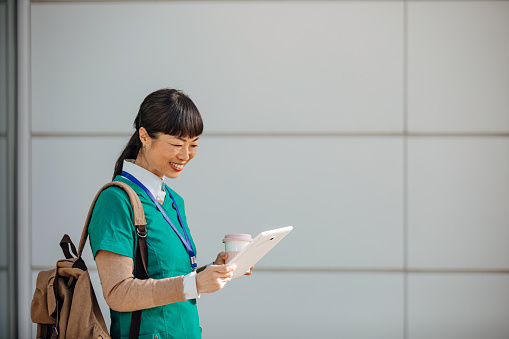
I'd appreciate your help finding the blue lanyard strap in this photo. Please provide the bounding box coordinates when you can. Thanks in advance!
[122,171,197,269]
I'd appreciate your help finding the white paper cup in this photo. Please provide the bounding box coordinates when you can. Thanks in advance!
[222,234,252,269]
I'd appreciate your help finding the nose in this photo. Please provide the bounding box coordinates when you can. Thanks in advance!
[176,146,190,161]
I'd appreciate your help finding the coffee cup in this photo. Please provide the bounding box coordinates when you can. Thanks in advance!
[222,234,252,267]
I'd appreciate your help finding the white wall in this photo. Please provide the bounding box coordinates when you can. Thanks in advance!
[20,1,509,338]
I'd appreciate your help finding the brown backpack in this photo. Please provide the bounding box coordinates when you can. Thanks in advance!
[31,181,148,339]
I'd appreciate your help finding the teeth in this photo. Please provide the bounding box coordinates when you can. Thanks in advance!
[171,163,184,170]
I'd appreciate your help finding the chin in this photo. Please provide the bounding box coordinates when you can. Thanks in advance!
[165,172,181,179]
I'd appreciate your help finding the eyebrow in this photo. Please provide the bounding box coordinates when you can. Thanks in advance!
[177,136,200,142]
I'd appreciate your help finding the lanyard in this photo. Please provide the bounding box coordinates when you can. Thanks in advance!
[122,171,197,269]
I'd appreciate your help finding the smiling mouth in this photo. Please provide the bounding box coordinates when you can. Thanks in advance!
[170,162,184,171]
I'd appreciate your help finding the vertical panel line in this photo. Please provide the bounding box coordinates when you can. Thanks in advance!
[7,0,18,334]
[403,1,409,339]
[17,0,32,336]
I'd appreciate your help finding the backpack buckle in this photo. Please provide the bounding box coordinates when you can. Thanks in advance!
[136,226,147,238]
[50,325,58,339]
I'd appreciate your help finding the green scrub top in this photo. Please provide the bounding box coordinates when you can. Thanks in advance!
[88,176,201,339]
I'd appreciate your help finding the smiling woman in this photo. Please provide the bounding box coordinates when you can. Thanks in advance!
[88,89,247,339]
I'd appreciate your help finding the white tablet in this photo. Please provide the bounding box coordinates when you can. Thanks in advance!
[229,226,293,279]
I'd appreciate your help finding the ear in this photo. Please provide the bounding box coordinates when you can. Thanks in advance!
[138,127,149,146]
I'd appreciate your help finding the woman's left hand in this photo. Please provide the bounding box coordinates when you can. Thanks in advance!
[213,252,254,276]
[213,252,229,265]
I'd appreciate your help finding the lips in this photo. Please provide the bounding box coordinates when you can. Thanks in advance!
[170,162,185,171]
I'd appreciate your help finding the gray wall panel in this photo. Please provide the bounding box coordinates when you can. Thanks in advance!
[31,1,404,134]
[0,270,8,338]
[0,3,7,133]
[408,138,509,269]
[0,138,7,267]
[200,272,404,339]
[408,274,509,339]
[31,136,129,266]
[408,1,509,133]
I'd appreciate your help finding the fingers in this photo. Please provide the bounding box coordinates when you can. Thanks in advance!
[244,266,255,276]
[196,264,237,294]
[212,263,236,278]
[211,263,236,271]
[214,252,229,265]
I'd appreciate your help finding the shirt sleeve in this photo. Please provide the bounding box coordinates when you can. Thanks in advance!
[88,186,136,259]
[95,250,186,312]
[182,272,200,299]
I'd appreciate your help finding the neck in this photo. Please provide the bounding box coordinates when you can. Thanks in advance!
[134,154,163,179]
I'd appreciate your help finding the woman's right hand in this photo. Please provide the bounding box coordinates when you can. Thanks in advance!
[196,263,236,294]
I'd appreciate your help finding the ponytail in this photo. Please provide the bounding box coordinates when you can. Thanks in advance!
[112,130,142,180]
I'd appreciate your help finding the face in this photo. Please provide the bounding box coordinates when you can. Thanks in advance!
[135,127,199,179]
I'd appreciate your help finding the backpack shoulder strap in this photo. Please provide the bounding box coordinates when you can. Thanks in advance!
[75,181,149,339]
[77,181,147,257]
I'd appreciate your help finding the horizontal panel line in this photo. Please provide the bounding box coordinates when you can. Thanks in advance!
[256,267,509,274]
[30,0,416,3]
[0,266,8,270]
[429,0,509,1]
[31,265,509,274]
[32,132,131,137]
[30,0,509,3]
[31,131,509,138]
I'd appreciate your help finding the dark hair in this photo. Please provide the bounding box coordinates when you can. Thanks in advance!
[112,89,203,179]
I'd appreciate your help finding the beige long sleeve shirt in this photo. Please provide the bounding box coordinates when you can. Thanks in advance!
[95,250,186,312]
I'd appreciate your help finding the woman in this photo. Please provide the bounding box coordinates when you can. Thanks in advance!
[88,89,242,339]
